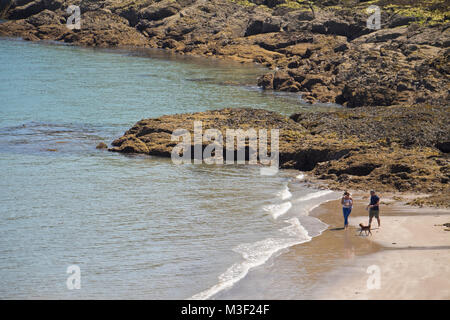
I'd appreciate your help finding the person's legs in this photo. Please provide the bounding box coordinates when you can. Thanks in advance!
[342,208,347,227]
[369,209,380,227]
[343,207,351,228]
[375,211,381,227]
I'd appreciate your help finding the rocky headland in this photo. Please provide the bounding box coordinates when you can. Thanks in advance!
[1,0,449,106]
[109,107,450,207]
[0,0,448,205]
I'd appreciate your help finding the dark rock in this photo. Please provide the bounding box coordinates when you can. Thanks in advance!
[257,73,274,90]
[139,0,181,21]
[264,0,285,7]
[0,0,448,109]
[26,9,64,26]
[390,164,413,173]
[245,16,281,36]
[389,15,416,28]
[436,142,450,153]
[109,106,450,205]
[329,163,381,176]
[96,142,108,149]
[334,43,348,52]
[8,0,63,20]
[272,70,291,90]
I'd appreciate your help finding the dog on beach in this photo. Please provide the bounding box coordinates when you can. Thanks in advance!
[359,223,372,236]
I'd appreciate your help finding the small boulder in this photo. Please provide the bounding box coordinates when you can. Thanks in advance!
[96,142,108,150]
[245,16,281,36]
[436,142,450,153]
[257,73,274,90]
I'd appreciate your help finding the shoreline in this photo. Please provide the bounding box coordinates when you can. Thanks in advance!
[309,194,450,300]
[1,6,448,298]
[1,0,448,107]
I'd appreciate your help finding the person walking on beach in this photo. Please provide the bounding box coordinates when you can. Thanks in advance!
[367,190,380,228]
[341,191,353,229]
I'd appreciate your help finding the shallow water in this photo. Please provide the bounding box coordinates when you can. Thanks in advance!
[0,39,339,299]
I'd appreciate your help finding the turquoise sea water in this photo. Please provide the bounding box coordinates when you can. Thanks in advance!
[0,38,339,299]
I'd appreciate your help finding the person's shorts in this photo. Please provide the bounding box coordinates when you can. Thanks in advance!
[369,208,379,219]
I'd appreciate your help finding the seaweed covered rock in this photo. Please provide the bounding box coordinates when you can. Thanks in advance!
[109,108,353,172]
[1,0,448,107]
[109,106,449,205]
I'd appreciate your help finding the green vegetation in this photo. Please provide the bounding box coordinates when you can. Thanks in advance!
[230,0,257,7]
[383,1,449,25]
[229,0,449,25]
[279,1,310,9]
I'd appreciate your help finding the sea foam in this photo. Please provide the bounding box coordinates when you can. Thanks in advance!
[293,190,334,203]
[277,186,292,200]
[189,218,311,300]
[296,173,305,180]
[263,202,292,219]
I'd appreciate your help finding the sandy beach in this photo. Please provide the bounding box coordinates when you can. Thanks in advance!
[310,195,450,300]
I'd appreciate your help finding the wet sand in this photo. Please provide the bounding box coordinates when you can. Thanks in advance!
[215,196,383,299]
[310,195,450,299]
[212,193,449,299]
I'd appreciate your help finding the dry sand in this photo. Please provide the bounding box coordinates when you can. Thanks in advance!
[310,195,450,299]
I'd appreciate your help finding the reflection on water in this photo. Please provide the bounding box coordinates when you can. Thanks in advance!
[0,38,339,299]
[343,230,356,260]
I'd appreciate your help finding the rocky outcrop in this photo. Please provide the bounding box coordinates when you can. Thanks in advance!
[7,0,63,20]
[258,24,449,107]
[109,106,450,205]
[290,105,450,149]
[0,2,149,46]
[109,108,354,171]
[96,142,108,149]
[0,1,448,205]
[290,104,450,198]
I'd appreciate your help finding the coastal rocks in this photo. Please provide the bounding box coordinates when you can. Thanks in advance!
[436,142,450,153]
[313,145,449,195]
[289,104,449,199]
[257,73,274,89]
[0,0,149,47]
[7,0,63,20]
[0,0,14,17]
[328,163,382,177]
[0,0,449,107]
[63,11,148,47]
[388,15,416,28]
[337,84,396,108]
[279,146,353,172]
[139,0,181,21]
[245,15,282,36]
[310,8,370,40]
[33,9,149,47]
[109,106,449,205]
[111,135,150,154]
[353,26,408,43]
[255,32,314,51]
[26,8,64,26]
[109,108,354,172]
[290,105,450,149]
[272,70,291,90]
[96,142,108,149]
